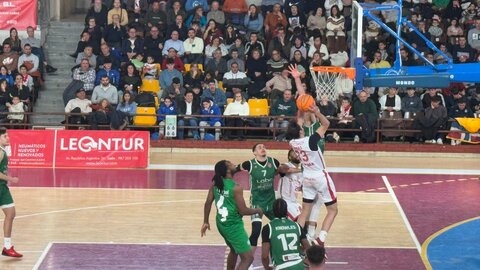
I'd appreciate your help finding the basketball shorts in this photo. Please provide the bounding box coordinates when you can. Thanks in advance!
[217,221,251,254]
[302,170,337,204]
[0,184,14,208]
[285,199,302,221]
[251,200,275,222]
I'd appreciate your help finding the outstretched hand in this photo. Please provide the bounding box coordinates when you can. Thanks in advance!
[288,64,301,79]
[201,223,210,237]
[308,104,320,113]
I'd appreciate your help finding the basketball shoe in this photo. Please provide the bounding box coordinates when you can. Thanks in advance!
[2,246,23,257]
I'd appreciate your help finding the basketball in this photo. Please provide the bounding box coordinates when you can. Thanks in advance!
[296,94,315,112]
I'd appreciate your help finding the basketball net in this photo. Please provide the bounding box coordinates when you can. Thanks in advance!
[310,66,356,102]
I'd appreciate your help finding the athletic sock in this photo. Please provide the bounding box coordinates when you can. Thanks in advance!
[307,224,317,238]
[319,230,328,242]
[4,238,12,249]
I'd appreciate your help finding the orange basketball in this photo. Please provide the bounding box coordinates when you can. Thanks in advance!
[296,94,315,112]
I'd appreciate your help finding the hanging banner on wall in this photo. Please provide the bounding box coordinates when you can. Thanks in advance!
[0,0,37,30]
[7,129,55,167]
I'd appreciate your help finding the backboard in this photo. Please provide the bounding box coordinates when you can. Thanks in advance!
[351,1,363,68]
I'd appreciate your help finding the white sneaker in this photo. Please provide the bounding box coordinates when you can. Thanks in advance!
[436,138,443,145]
[333,132,340,143]
[354,135,360,143]
[451,140,456,146]
[425,139,434,144]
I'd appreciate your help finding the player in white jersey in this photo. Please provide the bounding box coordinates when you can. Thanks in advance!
[277,149,303,221]
[285,64,338,247]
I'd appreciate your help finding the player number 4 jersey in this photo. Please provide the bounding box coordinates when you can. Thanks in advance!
[289,136,327,174]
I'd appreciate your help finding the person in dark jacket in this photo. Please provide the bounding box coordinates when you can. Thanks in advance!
[269,89,297,141]
[157,97,177,138]
[177,91,201,139]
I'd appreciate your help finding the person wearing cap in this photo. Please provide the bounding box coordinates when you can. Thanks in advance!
[162,30,185,56]
[163,77,187,103]
[201,80,226,109]
[95,57,120,87]
[65,88,92,128]
[177,91,201,140]
[413,95,448,144]
[199,98,223,141]
[161,47,185,72]
[159,58,183,91]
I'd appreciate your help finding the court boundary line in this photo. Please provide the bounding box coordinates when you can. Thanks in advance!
[32,242,52,270]
[382,176,422,254]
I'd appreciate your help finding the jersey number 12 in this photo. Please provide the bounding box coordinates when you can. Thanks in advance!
[277,233,298,251]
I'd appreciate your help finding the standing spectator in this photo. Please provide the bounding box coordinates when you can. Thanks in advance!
[159,58,183,91]
[95,58,120,87]
[121,27,144,61]
[223,0,248,26]
[3,28,21,54]
[207,1,226,27]
[65,88,92,128]
[269,89,297,141]
[307,7,327,37]
[91,75,119,105]
[268,26,291,59]
[85,0,108,28]
[177,91,201,140]
[326,5,346,54]
[107,0,129,26]
[162,30,185,56]
[184,28,205,64]
[223,92,249,140]
[157,96,177,138]
[0,44,19,75]
[199,98,223,140]
[102,14,126,49]
[264,4,287,39]
[73,59,96,94]
[413,95,448,144]
[145,1,168,35]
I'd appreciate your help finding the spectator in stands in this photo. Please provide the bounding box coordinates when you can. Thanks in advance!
[268,26,291,60]
[203,20,223,45]
[168,15,188,40]
[445,0,462,22]
[0,79,10,122]
[290,50,308,72]
[245,32,265,58]
[445,88,466,109]
[289,37,307,61]
[65,88,92,128]
[183,63,203,89]
[334,96,354,142]
[244,4,264,36]
[116,91,137,122]
[163,77,187,103]
[120,63,141,94]
[199,98,222,140]
[207,1,225,27]
[184,28,205,64]
[92,75,119,105]
[11,74,30,107]
[335,73,354,100]
[143,26,164,63]
[352,90,378,143]
[307,7,327,37]
[86,0,108,28]
[162,47,184,72]
[185,0,209,14]
[379,87,403,139]
[75,45,97,68]
[226,49,245,72]
[400,48,417,66]
[0,67,13,86]
[266,49,288,77]
[186,6,207,29]
[223,91,249,140]
[95,58,120,87]
[264,4,287,40]
[143,55,162,79]
[97,43,121,70]
[269,89,297,141]
[451,36,476,63]
[166,1,186,27]
[145,1,168,35]
[446,18,463,47]
[177,91,201,140]
[468,19,480,52]
[6,96,24,127]
[308,35,329,60]
[83,17,102,54]
[204,37,228,65]
[73,59,96,94]
[125,0,148,35]
[205,49,228,81]
[265,68,292,102]
[122,27,144,61]
[3,28,21,54]
[287,4,306,34]
[449,98,474,118]
[244,48,266,81]
[421,88,445,108]
[159,58,183,90]
[201,80,227,109]
[0,44,18,75]
[18,44,41,83]
[71,31,95,59]
[229,36,246,60]
[89,98,113,130]
[402,88,423,117]
[223,62,249,97]
[369,51,391,69]
[102,14,126,49]
[433,43,453,64]
[108,0,129,26]
[22,26,57,74]
[163,30,185,56]
[326,5,346,54]
[157,96,177,138]
[18,65,34,93]
[413,95,447,144]
[223,0,248,26]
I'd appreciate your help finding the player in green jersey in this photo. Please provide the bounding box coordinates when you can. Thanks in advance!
[261,198,310,270]
[202,160,263,270]
[0,128,22,257]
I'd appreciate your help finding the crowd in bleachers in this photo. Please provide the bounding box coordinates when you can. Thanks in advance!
[59,0,480,144]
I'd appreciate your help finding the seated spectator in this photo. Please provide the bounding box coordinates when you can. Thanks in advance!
[207,1,225,27]
[265,68,292,102]
[379,87,403,138]
[167,1,186,27]
[335,73,354,100]
[83,17,102,54]
[184,29,205,64]
[71,31,95,59]
[204,37,228,65]
[131,53,145,71]
[73,59,96,94]
[413,95,448,144]
[223,63,249,97]
[11,74,30,108]
[108,0,129,26]
[318,95,337,117]
[428,18,444,44]
[308,35,329,60]
[245,49,268,81]
[268,26,291,60]
[264,4,287,40]
[144,1,168,35]
[199,98,222,140]
[402,88,424,117]
[224,25,239,47]
[0,67,13,86]
[203,20,223,45]
[229,37,246,60]
[307,7,327,37]
[159,58,183,92]
[0,43,19,75]
[448,98,474,118]
[162,30,185,57]
[3,28,22,53]
[116,91,137,123]
[433,43,453,64]
[451,36,476,63]
[18,65,34,94]
[289,36,307,61]
[468,19,480,52]
[335,96,354,142]
[125,0,148,35]
[223,92,249,140]
[18,44,40,79]
[185,0,209,14]
[75,46,97,68]
[353,90,378,143]
[95,58,120,87]
[421,88,446,108]
[445,88,465,110]
[400,48,418,66]
[446,18,463,46]
[167,15,188,41]
[369,51,391,69]
[0,79,10,123]
[143,55,162,79]
[183,63,203,89]
[120,63,142,94]
[201,80,227,109]
[102,14,127,49]
[244,4,264,35]
[157,96,177,138]
[461,3,477,29]
[290,50,308,72]
[91,75,119,105]
[85,0,108,28]
[122,27,144,61]
[22,26,57,74]
[326,5,346,54]
[143,26,164,63]
[161,47,185,72]
[177,91,201,140]
[245,32,265,58]
[205,49,228,81]
[269,89,297,141]
[186,6,207,29]
[287,4,306,33]
[162,77,187,103]
[227,49,245,72]
[89,98,113,130]
[6,96,24,127]
[97,43,121,70]
[266,50,289,77]
[223,0,248,26]
[64,88,92,128]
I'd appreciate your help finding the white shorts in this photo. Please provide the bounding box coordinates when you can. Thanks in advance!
[285,200,302,221]
[302,170,337,204]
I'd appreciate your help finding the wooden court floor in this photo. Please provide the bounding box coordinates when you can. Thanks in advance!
[0,149,478,269]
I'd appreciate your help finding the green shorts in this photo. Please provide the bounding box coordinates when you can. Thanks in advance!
[0,184,14,207]
[251,201,275,221]
[217,220,251,254]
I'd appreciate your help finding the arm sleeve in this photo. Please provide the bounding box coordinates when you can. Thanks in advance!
[299,225,307,240]
[240,160,250,171]
[308,133,321,151]
[273,158,280,168]
[261,225,270,243]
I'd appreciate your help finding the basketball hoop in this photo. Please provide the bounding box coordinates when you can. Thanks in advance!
[310,66,356,102]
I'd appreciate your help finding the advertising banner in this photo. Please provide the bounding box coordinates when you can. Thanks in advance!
[7,130,55,167]
[0,1,37,30]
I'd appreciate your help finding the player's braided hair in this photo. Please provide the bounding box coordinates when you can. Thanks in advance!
[212,160,228,194]
[273,198,288,218]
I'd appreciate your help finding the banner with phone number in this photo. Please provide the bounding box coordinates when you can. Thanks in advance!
[0,0,37,30]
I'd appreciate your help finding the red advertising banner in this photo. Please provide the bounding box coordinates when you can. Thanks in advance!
[55,130,150,168]
[0,0,37,30]
[8,130,55,167]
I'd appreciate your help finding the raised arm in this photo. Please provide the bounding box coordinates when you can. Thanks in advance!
[201,184,215,237]
[288,64,305,96]
[234,185,263,216]
[310,105,330,138]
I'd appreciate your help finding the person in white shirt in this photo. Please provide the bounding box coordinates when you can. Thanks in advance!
[223,92,249,140]
[222,62,249,97]
[183,29,204,64]
[6,96,24,124]
[65,88,93,128]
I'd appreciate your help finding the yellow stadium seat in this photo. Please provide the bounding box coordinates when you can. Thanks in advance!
[218,81,225,92]
[226,98,234,104]
[140,79,160,93]
[154,96,160,109]
[184,63,204,73]
[133,107,157,126]
[248,99,269,116]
